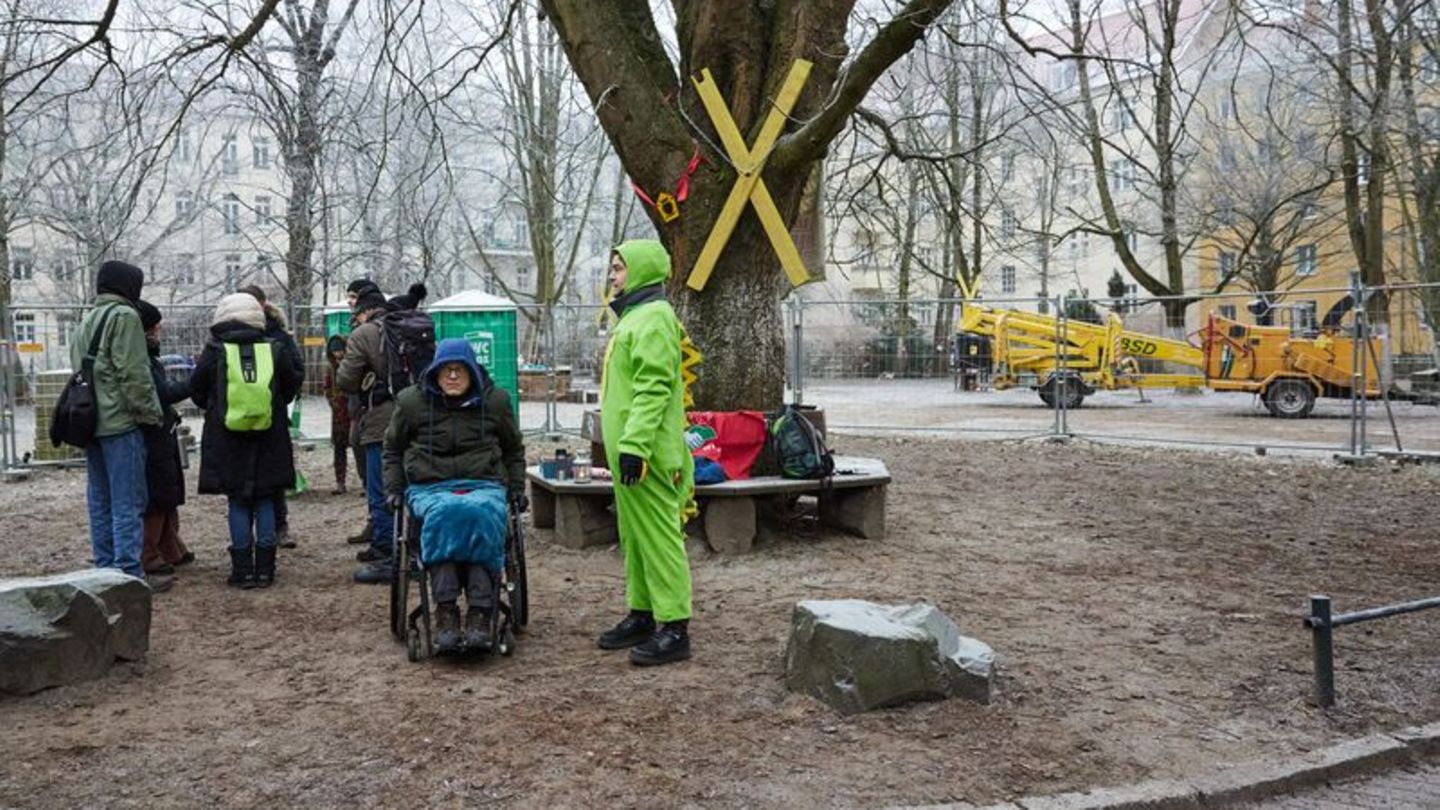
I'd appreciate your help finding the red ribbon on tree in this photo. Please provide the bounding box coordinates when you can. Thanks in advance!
[631,145,705,222]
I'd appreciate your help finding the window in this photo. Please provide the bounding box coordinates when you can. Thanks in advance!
[1001,153,1016,183]
[1000,208,1017,239]
[1295,300,1318,332]
[1110,160,1135,192]
[1299,194,1320,219]
[178,129,194,162]
[253,136,271,169]
[1218,250,1237,279]
[57,312,77,346]
[1218,93,1234,123]
[1067,165,1087,195]
[1050,61,1077,90]
[222,193,241,235]
[1219,145,1237,175]
[1295,243,1318,277]
[55,257,77,282]
[1124,283,1140,309]
[175,191,195,219]
[516,265,532,291]
[1216,196,1235,226]
[223,253,242,289]
[10,246,34,281]
[12,312,35,343]
[1000,264,1016,294]
[1069,234,1082,260]
[1357,151,1371,184]
[1111,101,1135,131]
[1420,54,1439,84]
[176,253,197,285]
[221,134,238,175]
[513,219,529,247]
[255,254,272,280]
[1122,222,1139,252]
[1219,304,1237,320]
[255,195,272,225]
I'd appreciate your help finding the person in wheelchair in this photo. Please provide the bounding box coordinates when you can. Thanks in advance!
[382,338,527,654]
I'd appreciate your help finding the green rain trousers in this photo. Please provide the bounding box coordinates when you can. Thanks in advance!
[601,239,693,623]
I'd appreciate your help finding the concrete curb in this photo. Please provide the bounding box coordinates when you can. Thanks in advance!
[894,721,1440,810]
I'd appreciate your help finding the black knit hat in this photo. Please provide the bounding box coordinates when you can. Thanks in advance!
[239,284,267,304]
[326,334,348,354]
[96,260,144,303]
[385,282,428,312]
[347,278,378,295]
[356,288,388,313]
[136,299,162,330]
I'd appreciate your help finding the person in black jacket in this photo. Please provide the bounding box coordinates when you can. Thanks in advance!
[239,285,306,549]
[135,301,193,589]
[190,294,303,589]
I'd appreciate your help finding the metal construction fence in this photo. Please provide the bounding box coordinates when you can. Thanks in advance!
[3,279,1439,471]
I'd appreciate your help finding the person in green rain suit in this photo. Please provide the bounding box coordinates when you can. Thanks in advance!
[597,239,694,666]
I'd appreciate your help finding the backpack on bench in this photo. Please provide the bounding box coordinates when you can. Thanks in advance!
[768,404,834,480]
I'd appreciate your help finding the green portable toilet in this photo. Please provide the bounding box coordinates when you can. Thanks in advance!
[324,302,352,338]
[428,290,520,418]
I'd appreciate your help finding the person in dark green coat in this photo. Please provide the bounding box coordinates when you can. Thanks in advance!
[596,239,694,666]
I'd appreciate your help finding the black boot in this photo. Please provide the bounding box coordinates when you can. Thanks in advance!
[597,610,655,650]
[228,548,255,589]
[254,546,276,589]
[464,606,493,652]
[434,603,462,654]
[630,620,691,666]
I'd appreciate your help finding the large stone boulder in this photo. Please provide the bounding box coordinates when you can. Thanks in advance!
[0,569,153,695]
[784,599,993,715]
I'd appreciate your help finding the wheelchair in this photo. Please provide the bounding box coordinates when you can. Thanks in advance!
[388,497,528,662]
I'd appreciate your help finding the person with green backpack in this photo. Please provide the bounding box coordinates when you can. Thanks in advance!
[189,293,304,588]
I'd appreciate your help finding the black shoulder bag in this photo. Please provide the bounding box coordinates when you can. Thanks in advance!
[49,305,119,448]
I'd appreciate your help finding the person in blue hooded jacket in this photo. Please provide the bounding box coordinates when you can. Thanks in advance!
[382,338,526,653]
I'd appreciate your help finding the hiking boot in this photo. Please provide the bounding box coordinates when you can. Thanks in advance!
[277,526,297,550]
[146,563,176,576]
[146,573,175,593]
[346,520,373,545]
[356,547,386,562]
[598,610,655,650]
[352,561,394,585]
[434,603,462,654]
[253,546,277,589]
[630,621,691,667]
[228,548,255,589]
[174,551,196,568]
[464,606,493,652]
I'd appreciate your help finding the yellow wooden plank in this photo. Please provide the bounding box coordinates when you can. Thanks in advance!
[750,180,811,286]
[693,69,753,168]
[689,172,758,291]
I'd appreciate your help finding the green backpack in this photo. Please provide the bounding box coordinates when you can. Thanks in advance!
[223,342,275,431]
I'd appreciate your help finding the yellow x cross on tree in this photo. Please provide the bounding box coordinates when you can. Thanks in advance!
[687,59,814,292]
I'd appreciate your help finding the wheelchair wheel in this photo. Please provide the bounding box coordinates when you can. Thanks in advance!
[496,624,515,657]
[390,513,411,641]
[406,630,421,662]
[509,517,529,629]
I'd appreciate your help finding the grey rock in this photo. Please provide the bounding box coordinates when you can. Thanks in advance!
[785,599,994,715]
[0,569,153,695]
[66,569,152,661]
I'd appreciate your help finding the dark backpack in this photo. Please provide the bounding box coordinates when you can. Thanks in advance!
[768,404,834,480]
[375,309,436,403]
[49,304,119,448]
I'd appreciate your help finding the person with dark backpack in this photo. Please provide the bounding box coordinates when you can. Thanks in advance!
[65,261,162,583]
[190,294,303,589]
[334,283,423,579]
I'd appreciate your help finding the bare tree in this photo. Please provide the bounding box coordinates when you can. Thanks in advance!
[540,0,956,410]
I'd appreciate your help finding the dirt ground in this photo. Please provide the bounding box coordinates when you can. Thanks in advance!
[1,435,1438,809]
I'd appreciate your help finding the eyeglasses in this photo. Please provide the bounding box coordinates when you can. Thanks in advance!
[442,366,466,378]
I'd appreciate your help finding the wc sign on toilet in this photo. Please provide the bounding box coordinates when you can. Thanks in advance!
[464,330,494,368]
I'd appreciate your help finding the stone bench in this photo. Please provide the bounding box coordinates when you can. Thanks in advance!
[527,456,890,554]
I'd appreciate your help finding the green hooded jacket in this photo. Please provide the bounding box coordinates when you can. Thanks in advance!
[601,240,693,481]
[68,293,162,437]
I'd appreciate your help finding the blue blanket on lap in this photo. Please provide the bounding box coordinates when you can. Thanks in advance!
[407,479,508,572]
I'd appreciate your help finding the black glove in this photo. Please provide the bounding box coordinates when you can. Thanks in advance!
[385,493,404,513]
[618,453,647,486]
[509,491,529,514]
